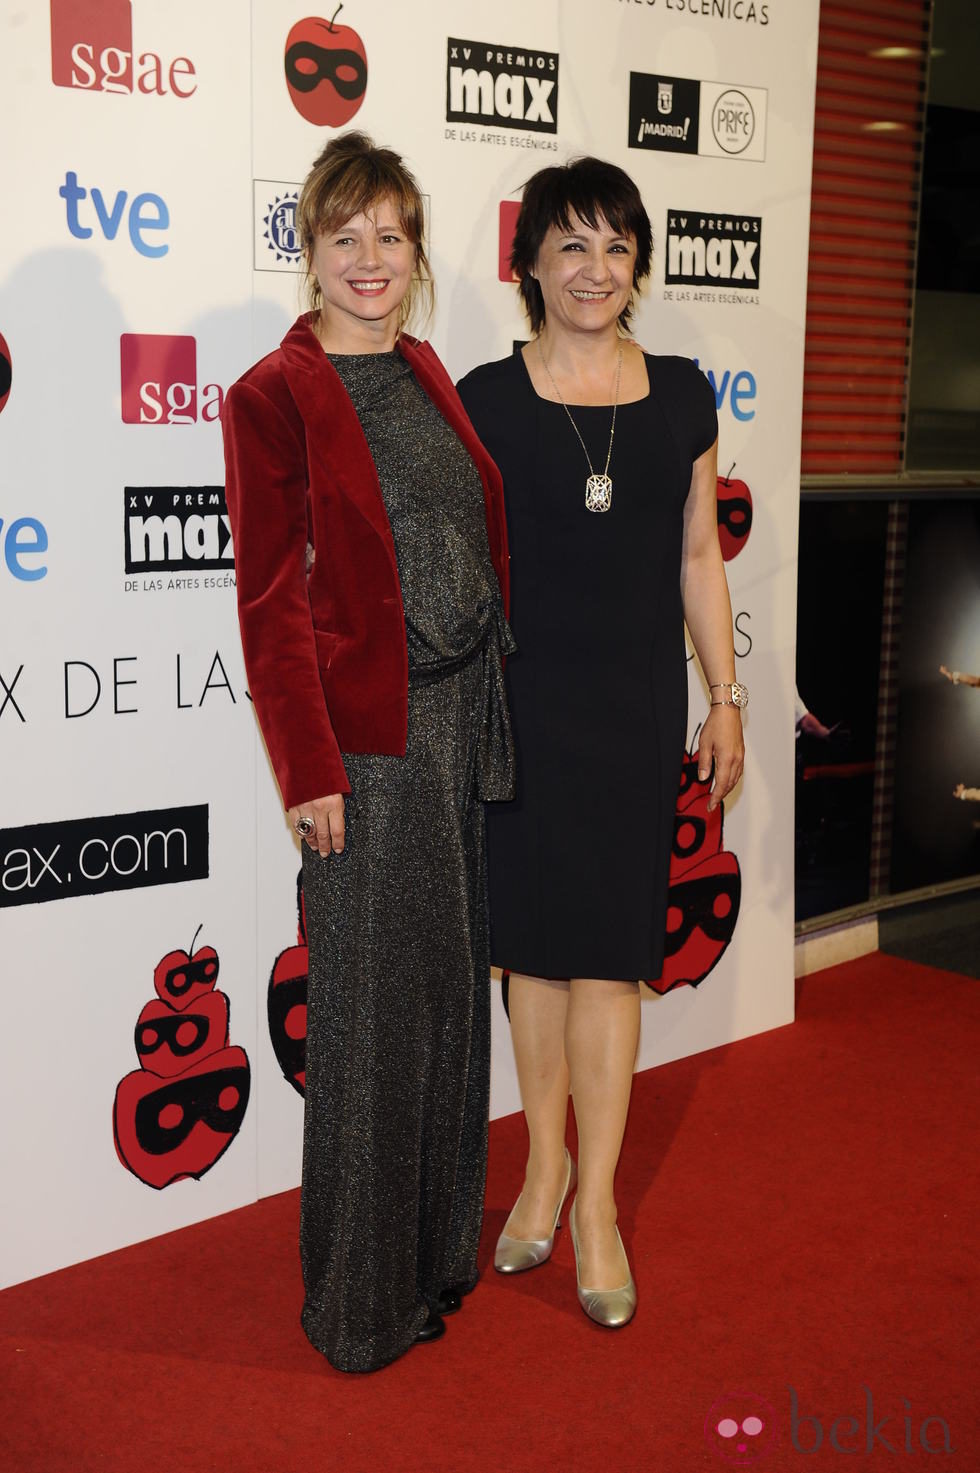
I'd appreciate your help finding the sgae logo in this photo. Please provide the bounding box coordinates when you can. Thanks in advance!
[49,0,197,98]
[498,201,520,282]
[120,335,225,425]
[60,171,169,257]
[284,8,367,126]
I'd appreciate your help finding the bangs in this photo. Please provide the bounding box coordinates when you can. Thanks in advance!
[541,186,636,245]
[510,156,653,334]
[299,160,425,250]
[297,131,434,334]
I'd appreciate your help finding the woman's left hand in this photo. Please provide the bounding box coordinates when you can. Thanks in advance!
[697,704,745,812]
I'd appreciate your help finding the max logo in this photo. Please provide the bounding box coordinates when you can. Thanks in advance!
[268,872,309,1095]
[647,751,741,992]
[113,926,250,1188]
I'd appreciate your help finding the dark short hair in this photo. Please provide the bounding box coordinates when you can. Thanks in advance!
[511,157,653,333]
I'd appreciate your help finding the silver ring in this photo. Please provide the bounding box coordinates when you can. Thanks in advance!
[294,816,316,838]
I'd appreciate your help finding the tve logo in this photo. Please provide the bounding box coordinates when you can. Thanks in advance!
[1,515,48,582]
[60,171,169,257]
[120,336,225,425]
[50,0,197,99]
[694,359,758,422]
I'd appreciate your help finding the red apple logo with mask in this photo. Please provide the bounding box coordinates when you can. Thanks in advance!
[0,331,11,415]
[113,927,250,1189]
[268,871,309,1096]
[285,7,367,126]
[647,750,741,992]
[716,462,753,562]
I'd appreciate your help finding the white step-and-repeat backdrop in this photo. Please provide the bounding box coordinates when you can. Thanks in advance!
[0,0,818,1287]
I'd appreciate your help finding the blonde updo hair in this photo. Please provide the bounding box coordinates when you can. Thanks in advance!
[296,131,434,334]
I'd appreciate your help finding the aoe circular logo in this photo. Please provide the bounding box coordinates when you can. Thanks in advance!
[284,7,367,126]
[712,89,755,155]
[264,192,302,265]
[0,331,11,415]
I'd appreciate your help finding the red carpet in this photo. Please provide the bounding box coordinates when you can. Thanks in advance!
[1,953,976,1472]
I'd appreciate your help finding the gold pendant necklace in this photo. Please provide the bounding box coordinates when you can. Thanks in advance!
[539,341,623,513]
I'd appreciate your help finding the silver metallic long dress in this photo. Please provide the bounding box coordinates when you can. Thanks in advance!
[298,350,514,1374]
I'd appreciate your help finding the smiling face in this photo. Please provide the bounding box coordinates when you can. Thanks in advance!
[532,213,637,338]
[310,198,417,344]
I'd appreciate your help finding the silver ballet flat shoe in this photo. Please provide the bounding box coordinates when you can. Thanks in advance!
[494,1147,576,1274]
[569,1198,637,1328]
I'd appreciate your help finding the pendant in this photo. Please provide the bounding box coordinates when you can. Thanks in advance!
[585,473,613,513]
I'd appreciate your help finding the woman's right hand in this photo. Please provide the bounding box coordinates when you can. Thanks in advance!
[288,795,346,856]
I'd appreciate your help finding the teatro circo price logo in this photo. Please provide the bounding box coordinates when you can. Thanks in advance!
[284,7,367,125]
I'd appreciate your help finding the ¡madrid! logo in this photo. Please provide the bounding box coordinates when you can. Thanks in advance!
[284,7,367,126]
[49,0,197,98]
[629,73,767,162]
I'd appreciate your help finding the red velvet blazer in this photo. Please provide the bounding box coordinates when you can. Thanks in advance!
[222,314,510,810]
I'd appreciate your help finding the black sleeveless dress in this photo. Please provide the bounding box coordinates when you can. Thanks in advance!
[457,348,717,981]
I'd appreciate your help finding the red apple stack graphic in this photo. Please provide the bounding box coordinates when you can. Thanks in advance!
[284,7,367,126]
[648,752,742,993]
[268,872,309,1096]
[716,463,753,562]
[113,927,250,1189]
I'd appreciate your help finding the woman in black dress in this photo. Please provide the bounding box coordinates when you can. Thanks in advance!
[457,158,745,1328]
[223,134,514,1371]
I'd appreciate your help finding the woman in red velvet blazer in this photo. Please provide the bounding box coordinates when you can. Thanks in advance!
[222,134,514,1374]
[223,312,510,808]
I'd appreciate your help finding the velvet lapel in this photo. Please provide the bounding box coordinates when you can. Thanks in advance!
[277,315,394,550]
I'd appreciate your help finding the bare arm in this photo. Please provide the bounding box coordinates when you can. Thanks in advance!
[680,437,744,811]
[940,665,980,688]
